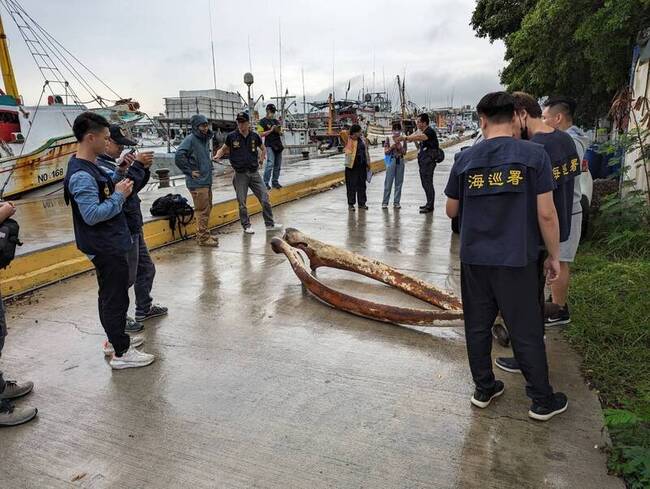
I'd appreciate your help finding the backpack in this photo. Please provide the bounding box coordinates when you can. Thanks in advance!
[150,194,195,240]
[434,147,445,164]
[0,218,22,269]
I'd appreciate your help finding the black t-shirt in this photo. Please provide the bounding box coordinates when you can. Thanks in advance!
[530,130,580,242]
[225,130,263,172]
[258,117,283,151]
[420,127,439,153]
[444,137,555,267]
[355,137,367,167]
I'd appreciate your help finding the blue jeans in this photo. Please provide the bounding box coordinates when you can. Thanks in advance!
[263,148,283,187]
[382,159,405,205]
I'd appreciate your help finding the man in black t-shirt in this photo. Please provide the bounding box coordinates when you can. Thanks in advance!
[257,103,284,190]
[494,91,580,376]
[444,91,567,421]
[399,113,439,213]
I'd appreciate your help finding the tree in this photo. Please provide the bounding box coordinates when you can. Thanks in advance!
[471,0,650,124]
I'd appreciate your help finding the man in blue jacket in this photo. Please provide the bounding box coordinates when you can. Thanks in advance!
[174,114,219,247]
[64,112,155,370]
[97,125,168,332]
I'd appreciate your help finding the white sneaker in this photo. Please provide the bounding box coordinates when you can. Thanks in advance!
[266,223,283,231]
[102,336,145,356]
[243,227,255,235]
[381,204,388,209]
[109,346,155,370]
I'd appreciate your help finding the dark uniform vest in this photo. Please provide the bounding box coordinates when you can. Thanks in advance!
[63,156,132,256]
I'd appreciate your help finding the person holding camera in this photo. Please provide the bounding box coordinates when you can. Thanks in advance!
[0,201,38,426]
[64,112,155,370]
[97,125,168,337]
[257,103,284,190]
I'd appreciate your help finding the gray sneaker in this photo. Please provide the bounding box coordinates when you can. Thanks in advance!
[0,380,34,400]
[0,399,38,427]
[125,317,144,333]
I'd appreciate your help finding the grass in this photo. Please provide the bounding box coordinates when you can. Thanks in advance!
[566,243,650,488]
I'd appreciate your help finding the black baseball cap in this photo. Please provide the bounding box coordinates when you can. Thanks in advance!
[236,112,250,122]
[266,103,277,112]
[109,124,137,146]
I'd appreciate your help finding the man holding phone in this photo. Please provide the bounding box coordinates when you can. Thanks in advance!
[98,125,168,335]
[64,112,155,369]
[257,103,284,190]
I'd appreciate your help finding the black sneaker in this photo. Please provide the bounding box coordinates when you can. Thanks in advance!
[471,380,505,408]
[419,205,428,209]
[359,205,369,210]
[495,357,521,374]
[272,183,283,189]
[135,304,168,322]
[419,207,433,214]
[348,205,355,211]
[545,304,571,326]
[125,317,144,333]
[265,184,272,190]
[528,392,568,421]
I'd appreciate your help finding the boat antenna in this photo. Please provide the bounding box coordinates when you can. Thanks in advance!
[278,18,283,105]
[331,41,335,101]
[247,35,253,73]
[207,0,217,91]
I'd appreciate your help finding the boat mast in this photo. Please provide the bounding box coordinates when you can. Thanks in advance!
[0,13,19,100]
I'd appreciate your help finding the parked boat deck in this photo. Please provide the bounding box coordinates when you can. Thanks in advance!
[0,144,621,488]
[12,148,383,256]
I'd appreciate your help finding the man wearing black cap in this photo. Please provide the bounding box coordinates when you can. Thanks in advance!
[257,104,284,189]
[215,112,282,234]
[98,125,168,336]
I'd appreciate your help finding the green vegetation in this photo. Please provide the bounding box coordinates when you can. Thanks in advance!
[567,192,650,487]
[470,0,650,124]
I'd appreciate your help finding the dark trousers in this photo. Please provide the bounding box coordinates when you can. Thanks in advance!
[345,163,367,206]
[419,162,435,209]
[233,170,275,229]
[460,261,554,404]
[92,254,131,356]
[0,292,5,393]
[127,232,156,317]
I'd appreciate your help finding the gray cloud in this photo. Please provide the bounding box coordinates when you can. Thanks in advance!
[5,0,506,114]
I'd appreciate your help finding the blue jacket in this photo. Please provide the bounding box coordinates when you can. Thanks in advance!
[174,114,214,189]
[63,156,132,257]
[97,154,150,234]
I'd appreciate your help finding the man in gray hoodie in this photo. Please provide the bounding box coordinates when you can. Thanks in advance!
[542,97,591,325]
[175,114,219,247]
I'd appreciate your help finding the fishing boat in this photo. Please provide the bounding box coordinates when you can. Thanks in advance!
[0,1,143,199]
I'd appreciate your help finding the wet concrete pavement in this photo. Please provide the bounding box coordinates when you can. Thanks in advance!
[12,147,384,256]
[0,146,622,488]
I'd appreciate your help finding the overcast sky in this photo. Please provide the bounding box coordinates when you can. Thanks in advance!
[4,0,506,115]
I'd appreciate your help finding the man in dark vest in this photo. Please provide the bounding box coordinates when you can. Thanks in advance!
[214,112,282,234]
[64,112,155,370]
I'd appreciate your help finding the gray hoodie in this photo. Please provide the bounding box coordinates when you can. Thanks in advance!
[566,125,589,213]
[174,114,214,189]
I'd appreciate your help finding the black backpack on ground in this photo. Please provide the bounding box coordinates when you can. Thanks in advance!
[150,194,195,240]
[0,218,22,269]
